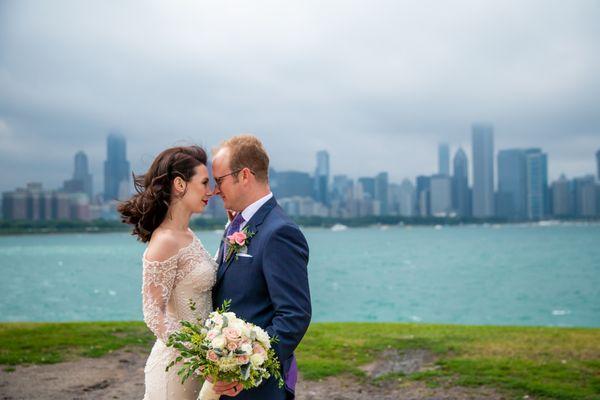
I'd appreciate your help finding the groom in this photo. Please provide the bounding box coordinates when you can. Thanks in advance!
[210,135,311,399]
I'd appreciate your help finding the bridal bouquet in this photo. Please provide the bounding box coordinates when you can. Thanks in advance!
[166,300,283,400]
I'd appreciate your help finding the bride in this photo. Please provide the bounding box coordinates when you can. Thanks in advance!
[119,145,217,399]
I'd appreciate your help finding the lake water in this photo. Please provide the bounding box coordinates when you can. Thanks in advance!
[1,224,599,327]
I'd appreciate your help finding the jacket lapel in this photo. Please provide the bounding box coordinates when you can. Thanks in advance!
[216,196,277,283]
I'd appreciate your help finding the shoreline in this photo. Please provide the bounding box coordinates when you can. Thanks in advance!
[2,218,599,236]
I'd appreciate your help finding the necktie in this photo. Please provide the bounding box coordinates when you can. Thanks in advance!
[223,212,245,258]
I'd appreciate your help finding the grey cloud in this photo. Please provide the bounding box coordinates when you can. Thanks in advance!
[1,0,599,193]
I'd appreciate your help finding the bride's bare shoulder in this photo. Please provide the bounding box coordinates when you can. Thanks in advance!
[145,229,190,263]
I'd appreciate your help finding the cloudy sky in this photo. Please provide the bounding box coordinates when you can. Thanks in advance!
[1,0,599,194]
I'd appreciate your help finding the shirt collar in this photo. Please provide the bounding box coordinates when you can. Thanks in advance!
[240,192,273,227]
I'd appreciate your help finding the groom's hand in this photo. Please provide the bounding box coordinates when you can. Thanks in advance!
[212,380,242,397]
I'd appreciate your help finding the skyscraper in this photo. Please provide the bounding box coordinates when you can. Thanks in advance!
[596,150,600,181]
[416,175,430,217]
[375,172,389,215]
[272,171,314,199]
[551,175,573,217]
[471,124,494,218]
[452,148,470,217]
[573,175,597,217]
[331,175,353,203]
[65,151,93,200]
[438,143,450,176]
[314,150,329,205]
[398,179,415,217]
[497,149,527,219]
[525,148,548,220]
[430,174,452,216]
[357,177,376,199]
[104,132,130,201]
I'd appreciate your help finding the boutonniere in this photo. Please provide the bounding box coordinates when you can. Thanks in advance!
[224,226,255,262]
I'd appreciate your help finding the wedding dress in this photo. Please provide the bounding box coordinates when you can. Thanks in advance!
[142,234,217,400]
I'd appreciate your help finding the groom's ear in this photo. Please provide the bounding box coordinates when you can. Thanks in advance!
[241,167,253,182]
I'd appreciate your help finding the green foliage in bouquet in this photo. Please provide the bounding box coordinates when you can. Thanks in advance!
[165,299,284,389]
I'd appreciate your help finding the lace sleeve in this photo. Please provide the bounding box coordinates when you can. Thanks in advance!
[142,256,180,343]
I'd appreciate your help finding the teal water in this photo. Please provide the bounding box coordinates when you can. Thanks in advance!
[1,224,599,327]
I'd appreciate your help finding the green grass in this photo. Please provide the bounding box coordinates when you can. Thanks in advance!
[1,322,599,399]
[295,323,600,400]
[0,321,154,365]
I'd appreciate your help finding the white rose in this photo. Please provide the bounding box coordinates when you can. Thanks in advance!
[209,314,224,329]
[240,342,253,354]
[211,335,226,350]
[254,327,271,349]
[241,322,252,338]
[223,312,237,321]
[230,319,245,333]
[250,353,265,367]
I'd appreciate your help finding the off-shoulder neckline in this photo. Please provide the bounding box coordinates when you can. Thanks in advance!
[142,234,198,265]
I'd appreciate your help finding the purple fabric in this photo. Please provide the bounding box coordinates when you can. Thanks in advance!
[223,213,245,256]
[285,355,298,392]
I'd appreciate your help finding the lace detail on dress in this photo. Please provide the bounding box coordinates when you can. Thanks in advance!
[174,239,217,289]
[142,253,180,343]
[141,234,218,400]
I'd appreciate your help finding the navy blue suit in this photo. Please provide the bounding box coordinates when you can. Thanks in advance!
[213,196,311,400]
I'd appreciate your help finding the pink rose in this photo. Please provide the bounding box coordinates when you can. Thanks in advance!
[227,341,238,351]
[222,327,241,342]
[237,355,249,364]
[231,232,247,246]
[252,343,266,355]
[207,350,218,362]
[207,331,217,340]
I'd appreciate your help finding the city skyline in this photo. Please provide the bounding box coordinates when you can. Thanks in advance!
[3,129,599,222]
[4,129,599,196]
[2,128,599,195]
[1,1,600,192]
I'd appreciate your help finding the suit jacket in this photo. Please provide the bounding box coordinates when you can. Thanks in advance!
[213,196,311,400]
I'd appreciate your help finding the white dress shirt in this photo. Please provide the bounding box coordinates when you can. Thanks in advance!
[216,192,273,260]
[240,192,273,229]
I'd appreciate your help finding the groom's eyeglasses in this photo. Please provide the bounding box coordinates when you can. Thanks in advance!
[213,169,256,190]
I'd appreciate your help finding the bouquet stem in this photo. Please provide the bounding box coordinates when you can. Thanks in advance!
[198,380,220,400]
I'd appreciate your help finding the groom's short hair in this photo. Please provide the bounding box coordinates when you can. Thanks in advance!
[216,134,269,183]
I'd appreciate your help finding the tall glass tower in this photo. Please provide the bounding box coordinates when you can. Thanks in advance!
[596,150,600,181]
[452,148,470,217]
[103,132,130,201]
[74,151,93,200]
[315,150,329,205]
[471,124,494,218]
[375,172,389,215]
[525,148,548,220]
[497,149,527,219]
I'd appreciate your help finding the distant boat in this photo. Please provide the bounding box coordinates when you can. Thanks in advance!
[434,225,443,230]
[538,220,560,227]
[330,223,348,232]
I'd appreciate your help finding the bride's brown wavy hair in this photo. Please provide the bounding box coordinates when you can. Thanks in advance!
[118,145,207,243]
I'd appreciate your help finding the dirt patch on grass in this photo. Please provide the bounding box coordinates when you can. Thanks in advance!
[297,375,513,400]
[360,348,439,377]
[0,348,146,400]
[1,347,515,400]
